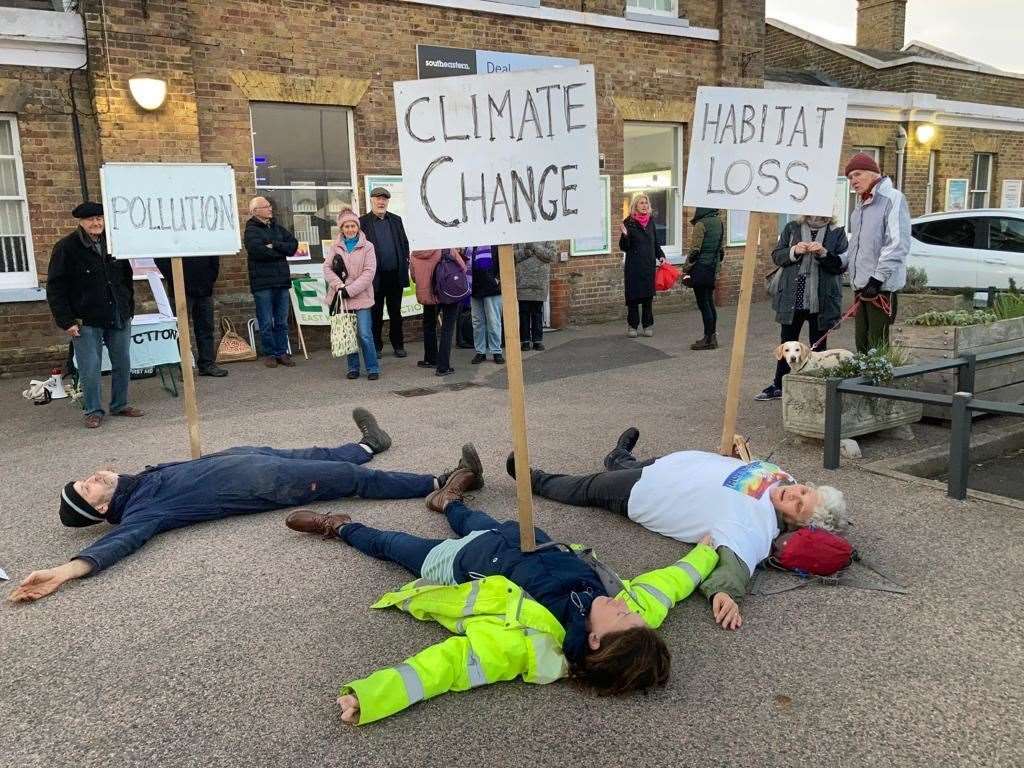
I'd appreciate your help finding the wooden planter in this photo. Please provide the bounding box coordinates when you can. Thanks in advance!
[892,316,1024,419]
[900,293,969,319]
[782,373,923,439]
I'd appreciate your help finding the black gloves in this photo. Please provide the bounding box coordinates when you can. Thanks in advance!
[860,277,883,299]
[341,287,350,299]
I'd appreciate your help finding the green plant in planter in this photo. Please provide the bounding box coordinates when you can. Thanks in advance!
[993,292,1024,320]
[906,309,999,327]
[805,343,909,385]
[904,266,929,294]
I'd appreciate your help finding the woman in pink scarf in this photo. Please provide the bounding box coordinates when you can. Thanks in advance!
[618,193,666,337]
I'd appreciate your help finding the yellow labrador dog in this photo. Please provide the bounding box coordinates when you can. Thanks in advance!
[776,341,854,373]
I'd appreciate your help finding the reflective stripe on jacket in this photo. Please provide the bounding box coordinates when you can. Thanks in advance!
[340,543,719,725]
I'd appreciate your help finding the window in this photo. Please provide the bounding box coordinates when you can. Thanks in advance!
[249,103,357,266]
[987,217,1024,253]
[0,116,36,291]
[847,146,882,222]
[970,153,993,209]
[627,0,678,15]
[623,122,683,255]
[912,218,977,248]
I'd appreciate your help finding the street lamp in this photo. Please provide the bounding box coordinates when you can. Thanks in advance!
[915,123,937,144]
[128,77,167,111]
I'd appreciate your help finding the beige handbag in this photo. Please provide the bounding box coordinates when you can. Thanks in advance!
[216,317,257,363]
[329,294,359,358]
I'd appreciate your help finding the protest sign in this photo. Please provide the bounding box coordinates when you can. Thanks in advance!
[684,87,848,216]
[101,162,242,459]
[393,64,601,250]
[290,277,422,326]
[682,87,848,455]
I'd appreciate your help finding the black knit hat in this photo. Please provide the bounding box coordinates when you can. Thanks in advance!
[59,481,104,527]
[72,201,104,219]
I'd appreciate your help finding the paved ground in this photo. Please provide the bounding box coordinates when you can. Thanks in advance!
[2,300,1022,768]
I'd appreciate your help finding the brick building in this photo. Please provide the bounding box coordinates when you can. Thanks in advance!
[766,0,1024,228]
[0,0,771,374]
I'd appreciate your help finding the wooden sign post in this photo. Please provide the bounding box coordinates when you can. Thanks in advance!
[101,162,241,460]
[392,66,602,552]
[683,86,849,455]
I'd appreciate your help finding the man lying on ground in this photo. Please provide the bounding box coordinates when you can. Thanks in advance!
[284,462,719,725]
[7,409,482,603]
[508,427,848,630]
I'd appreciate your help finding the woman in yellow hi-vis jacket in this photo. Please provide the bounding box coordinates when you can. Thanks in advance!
[285,468,719,726]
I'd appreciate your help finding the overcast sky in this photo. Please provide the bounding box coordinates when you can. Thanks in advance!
[765,0,1024,74]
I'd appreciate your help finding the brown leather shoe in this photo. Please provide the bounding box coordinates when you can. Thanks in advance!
[285,509,352,538]
[425,467,478,513]
[112,406,144,417]
[277,354,296,367]
[263,356,278,368]
[84,414,103,429]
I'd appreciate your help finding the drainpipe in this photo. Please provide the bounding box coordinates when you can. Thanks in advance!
[69,66,89,201]
[895,125,908,191]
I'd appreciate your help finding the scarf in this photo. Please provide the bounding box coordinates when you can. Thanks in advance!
[343,235,359,252]
[860,176,882,201]
[632,212,651,229]
[794,222,828,314]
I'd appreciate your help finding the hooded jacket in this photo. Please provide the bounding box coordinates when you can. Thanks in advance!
[513,242,555,303]
[844,176,911,292]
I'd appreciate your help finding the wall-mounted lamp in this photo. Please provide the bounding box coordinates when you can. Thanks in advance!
[128,77,167,111]
[915,123,937,144]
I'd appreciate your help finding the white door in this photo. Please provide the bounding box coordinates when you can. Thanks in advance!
[978,216,1024,290]
[909,217,981,289]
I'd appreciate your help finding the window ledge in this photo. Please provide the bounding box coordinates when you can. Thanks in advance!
[0,286,46,303]
[489,0,540,6]
[623,10,689,27]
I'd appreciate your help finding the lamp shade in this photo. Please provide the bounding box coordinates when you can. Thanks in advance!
[128,77,167,111]
[915,123,936,144]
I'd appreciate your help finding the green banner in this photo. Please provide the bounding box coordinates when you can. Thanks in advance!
[289,276,423,326]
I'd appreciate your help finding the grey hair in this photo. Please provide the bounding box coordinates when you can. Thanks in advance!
[807,484,848,531]
[248,196,268,215]
[796,214,835,225]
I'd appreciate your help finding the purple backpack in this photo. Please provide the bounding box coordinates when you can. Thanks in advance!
[432,249,470,304]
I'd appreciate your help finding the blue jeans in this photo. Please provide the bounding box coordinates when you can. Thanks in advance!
[338,501,516,577]
[471,295,502,354]
[347,307,380,375]
[252,287,291,358]
[73,323,132,417]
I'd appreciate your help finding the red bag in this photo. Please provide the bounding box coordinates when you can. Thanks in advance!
[654,262,681,292]
[769,527,853,576]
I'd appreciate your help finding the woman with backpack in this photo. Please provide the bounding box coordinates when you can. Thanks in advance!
[754,214,848,401]
[410,247,468,377]
[323,208,379,380]
[619,193,666,338]
[686,207,724,351]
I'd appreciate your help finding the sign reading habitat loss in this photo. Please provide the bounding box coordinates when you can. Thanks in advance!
[101,163,242,259]
[684,87,848,216]
[394,65,601,249]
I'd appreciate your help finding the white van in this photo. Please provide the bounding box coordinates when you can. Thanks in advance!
[908,209,1024,290]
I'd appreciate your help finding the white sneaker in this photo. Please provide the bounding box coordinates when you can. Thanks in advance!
[641,327,653,337]
[627,327,638,338]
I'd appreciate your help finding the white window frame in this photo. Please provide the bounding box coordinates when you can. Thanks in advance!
[0,114,37,291]
[622,120,684,261]
[970,152,993,209]
[626,0,679,17]
[248,105,359,271]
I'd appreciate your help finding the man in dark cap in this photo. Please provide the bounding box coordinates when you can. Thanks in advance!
[360,187,411,358]
[6,409,483,604]
[46,202,144,428]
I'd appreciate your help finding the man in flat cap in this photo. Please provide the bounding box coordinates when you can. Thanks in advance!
[46,202,144,428]
[5,409,483,604]
[360,187,411,358]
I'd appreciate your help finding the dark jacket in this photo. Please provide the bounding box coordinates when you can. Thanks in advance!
[771,220,848,326]
[244,217,297,292]
[619,216,665,302]
[155,256,220,298]
[359,211,410,289]
[468,245,501,298]
[687,208,724,288]
[46,228,134,330]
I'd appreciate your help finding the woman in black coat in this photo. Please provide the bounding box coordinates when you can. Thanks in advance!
[618,193,666,337]
[754,214,849,401]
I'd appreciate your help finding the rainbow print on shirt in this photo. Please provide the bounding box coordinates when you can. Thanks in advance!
[722,461,791,499]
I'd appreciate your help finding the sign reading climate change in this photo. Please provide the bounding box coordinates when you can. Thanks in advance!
[100,163,241,259]
[393,65,601,249]
[684,87,848,216]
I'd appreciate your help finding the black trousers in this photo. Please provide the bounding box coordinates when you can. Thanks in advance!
[529,449,654,516]
[422,302,458,372]
[167,290,216,370]
[693,285,717,337]
[372,270,405,351]
[519,300,544,343]
[626,297,654,329]
[774,310,827,388]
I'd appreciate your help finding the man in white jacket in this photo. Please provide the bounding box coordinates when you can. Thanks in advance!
[843,152,912,353]
[508,428,847,631]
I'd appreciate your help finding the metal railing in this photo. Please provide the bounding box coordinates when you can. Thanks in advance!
[822,346,1024,499]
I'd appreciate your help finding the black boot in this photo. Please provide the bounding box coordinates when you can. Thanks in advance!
[352,408,391,454]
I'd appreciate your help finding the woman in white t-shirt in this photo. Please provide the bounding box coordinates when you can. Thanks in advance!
[507,427,847,631]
